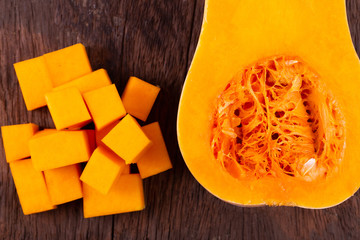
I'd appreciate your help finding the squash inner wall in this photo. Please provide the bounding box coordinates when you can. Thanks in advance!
[210,56,345,181]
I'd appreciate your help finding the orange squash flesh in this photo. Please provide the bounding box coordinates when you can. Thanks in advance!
[83,174,145,218]
[95,120,120,148]
[43,43,92,87]
[45,87,92,130]
[83,84,126,130]
[29,130,92,171]
[13,56,53,110]
[84,129,96,153]
[137,122,172,179]
[32,129,57,138]
[80,146,126,195]
[123,164,131,174]
[44,164,83,205]
[102,114,152,164]
[53,69,111,94]
[177,0,360,208]
[1,123,38,162]
[10,159,55,215]
[122,77,160,122]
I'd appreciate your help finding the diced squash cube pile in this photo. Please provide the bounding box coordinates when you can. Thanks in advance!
[1,44,172,217]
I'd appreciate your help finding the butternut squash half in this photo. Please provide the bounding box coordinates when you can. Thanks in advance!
[177,0,360,208]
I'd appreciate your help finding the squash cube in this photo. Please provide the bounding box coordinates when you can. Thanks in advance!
[43,43,92,87]
[45,87,91,130]
[29,130,92,171]
[83,174,145,218]
[137,122,172,178]
[121,77,160,121]
[53,69,111,94]
[1,123,39,162]
[83,84,126,130]
[10,159,55,215]
[102,114,151,164]
[44,164,83,205]
[80,146,126,195]
[13,56,53,110]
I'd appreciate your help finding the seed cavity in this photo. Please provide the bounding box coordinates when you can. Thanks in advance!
[210,56,345,181]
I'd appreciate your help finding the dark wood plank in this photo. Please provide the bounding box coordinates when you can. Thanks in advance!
[0,0,360,239]
[187,0,204,70]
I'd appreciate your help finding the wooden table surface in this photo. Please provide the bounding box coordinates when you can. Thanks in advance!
[1,0,360,239]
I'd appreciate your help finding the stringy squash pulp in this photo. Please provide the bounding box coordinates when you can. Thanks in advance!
[211,56,345,181]
[177,0,360,208]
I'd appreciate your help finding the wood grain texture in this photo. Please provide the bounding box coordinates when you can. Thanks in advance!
[0,0,360,239]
